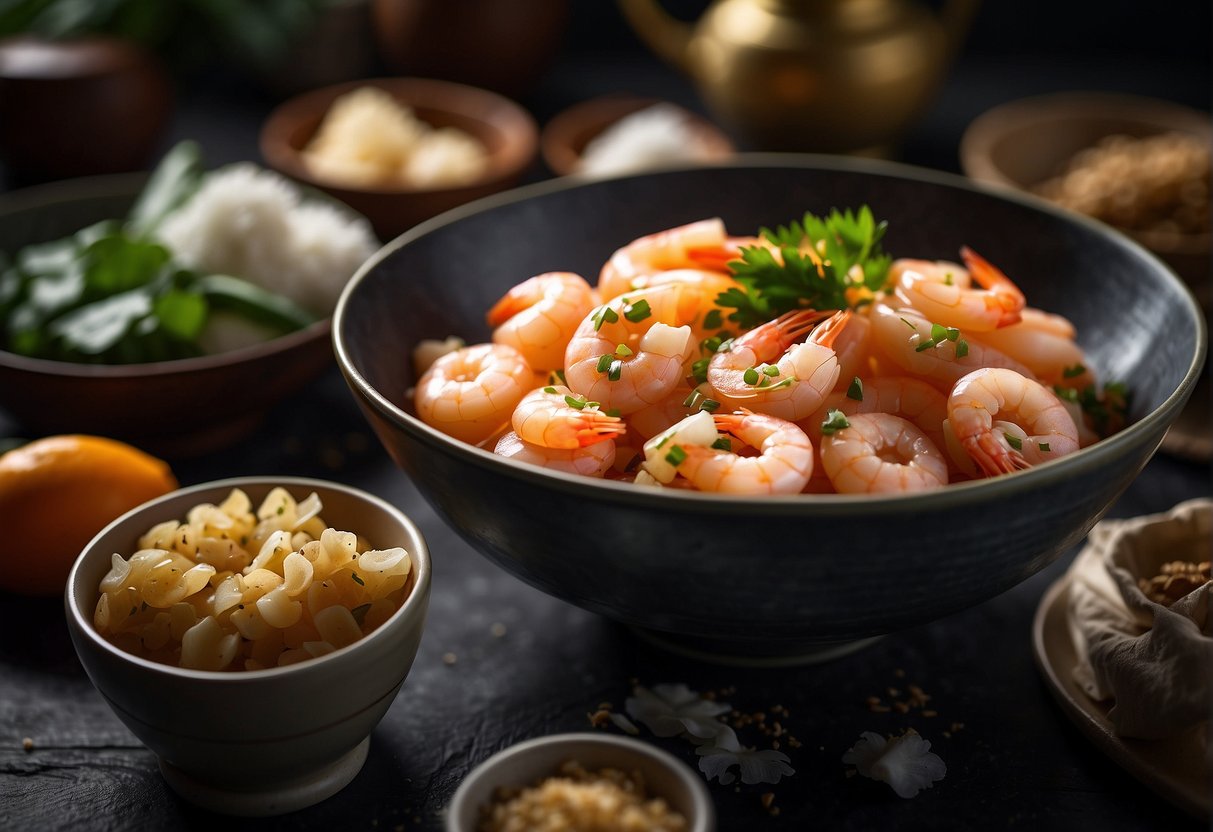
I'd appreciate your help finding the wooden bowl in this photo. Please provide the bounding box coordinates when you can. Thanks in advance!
[960,92,1211,308]
[541,95,735,177]
[259,77,538,240]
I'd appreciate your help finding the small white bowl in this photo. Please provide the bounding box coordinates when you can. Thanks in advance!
[446,732,716,832]
[64,476,432,816]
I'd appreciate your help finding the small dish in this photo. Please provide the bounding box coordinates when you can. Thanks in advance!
[541,94,735,176]
[446,732,715,832]
[260,77,538,239]
[65,476,432,816]
[1032,575,1210,820]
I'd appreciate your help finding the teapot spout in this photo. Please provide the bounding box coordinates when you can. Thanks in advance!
[617,0,696,74]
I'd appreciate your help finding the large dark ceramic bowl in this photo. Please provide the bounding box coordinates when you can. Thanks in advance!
[0,175,334,456]
[333,156,1206,662]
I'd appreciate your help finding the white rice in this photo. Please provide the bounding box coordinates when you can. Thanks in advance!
[155,163,378,315]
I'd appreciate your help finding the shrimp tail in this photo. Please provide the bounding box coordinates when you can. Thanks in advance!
[486,287,527,327]
[685,244,740,271]
[574,412,628,446]
[960,246,1024,328]
[964,432,1029,477]
[776,309,832,341]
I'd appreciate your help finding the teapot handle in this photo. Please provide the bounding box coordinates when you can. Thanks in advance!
[617,0,695,74]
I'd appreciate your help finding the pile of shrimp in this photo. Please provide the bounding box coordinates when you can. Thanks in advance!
[413,217,1116,495]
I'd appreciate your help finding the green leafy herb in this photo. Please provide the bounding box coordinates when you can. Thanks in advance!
[543,386,558,394]
[596,354,612,373]
[1062,363,1087,378]
[703,309,723,330]
[1004,432,1023,451]
[717,206,891,328]
[564,395,586,410]
[690,358,710,385]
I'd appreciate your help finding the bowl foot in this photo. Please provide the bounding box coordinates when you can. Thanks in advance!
[630,627,883,667]
[157,736,369,816]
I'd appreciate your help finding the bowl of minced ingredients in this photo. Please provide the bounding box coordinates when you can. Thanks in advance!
[260,78,538,239]
[447,733,714,832]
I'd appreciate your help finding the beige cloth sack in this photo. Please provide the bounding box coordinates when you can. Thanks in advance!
[1067,498,1212,741]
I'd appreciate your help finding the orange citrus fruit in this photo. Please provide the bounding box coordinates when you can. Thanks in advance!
[0,435,177,597]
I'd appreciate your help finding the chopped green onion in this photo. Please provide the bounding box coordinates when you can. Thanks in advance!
[769,377,796,390]
[608,359,623,381]
[691,358,710,384]
[900,317,918,331]
[605,408,621,417]
[944,271,954,286]
[821,409,850,435]
[762,365,781,377]
[595,354,612,373]
[1004,432,1023,451]
[543,386,558,394]
[615,344,634,357]
[623,298,651,323]
[1062,363,1086,378]
[664,444,687,466]
[930,323,948,342]
[711,437,732,451]
[564,395,586,410]
[591,306,619,331]
[683,390,701,408]
[915,338,936,352]
[701,334,723,354]
[1038,442,1051,452]
[955,339,969,359]
[743,367,760,385]
[716,337,735,353]
[847,376,863,401]
[945,327,961,342]
[699,397,721,412]
[703,309,723,330]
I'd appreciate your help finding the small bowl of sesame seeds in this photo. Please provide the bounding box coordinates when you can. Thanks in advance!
[446,732,715,832]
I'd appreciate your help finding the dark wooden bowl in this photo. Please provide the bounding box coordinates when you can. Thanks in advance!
[0,175,334,457]
[259,77,538,241]
[334,156,1206,662]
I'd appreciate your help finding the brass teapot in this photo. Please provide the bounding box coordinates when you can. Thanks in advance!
[619,0,978,154]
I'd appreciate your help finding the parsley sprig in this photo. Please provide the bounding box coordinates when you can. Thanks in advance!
[716,206,892,329]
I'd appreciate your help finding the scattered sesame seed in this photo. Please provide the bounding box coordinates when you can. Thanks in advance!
[761,793,775,809]
[22,737,33,751]
[442,652,457,666]
[893,702,910,714]
[589,709,611,728]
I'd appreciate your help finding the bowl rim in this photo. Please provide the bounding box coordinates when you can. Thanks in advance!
[0,171,336,379]
[445,731,715,832]
[259,75,539,197]
[333,152,1208,514]
[65,475,432,682]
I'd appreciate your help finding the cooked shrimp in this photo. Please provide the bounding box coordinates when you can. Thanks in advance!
[511,384,626,449]
[598,218,728,299]
[628,382,699,440]
[564,285,697,414]
[869,303,1033,392]
[893,247,1024,331]
[414,343,534,445]
[493,430,616,477]
[802,375,948,453]
[819,412,948,494]
[828,310,873,389]
[639,268,744,339]
[969,307,1097,390]
[487,272,598,371]
[675,409,814,495]
[947,367,1080,476]
[707,309,844,422]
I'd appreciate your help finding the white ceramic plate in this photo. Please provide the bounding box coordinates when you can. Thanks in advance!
[1031,576,1211,820]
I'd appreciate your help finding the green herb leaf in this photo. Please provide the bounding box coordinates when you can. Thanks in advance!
[543,386,558,394]
[1063,363,1087,378]
[703,309,723,330]
[664,444,687,466]
[591,305,619,331]
[717,205,891,328]
[596,353,612,373]
[1038,442,1051,452]
[615,343,633,357]
[622,298,651,323]
[691,358,710,384]
[1004,432,1023,451]
[564,395,586,410]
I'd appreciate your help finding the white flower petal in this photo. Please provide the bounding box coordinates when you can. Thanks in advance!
[695,746,738,784]
[841,731,887,778]
[738,749,795,785]
[844,730,946,798]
